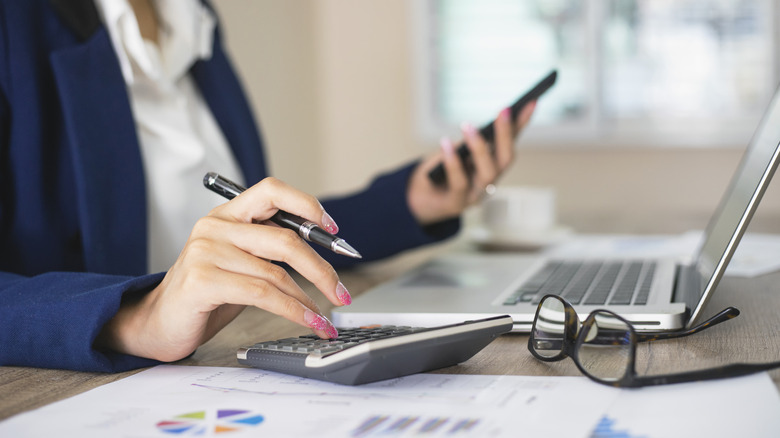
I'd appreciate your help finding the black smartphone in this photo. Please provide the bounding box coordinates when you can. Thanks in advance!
[428,70,557,187]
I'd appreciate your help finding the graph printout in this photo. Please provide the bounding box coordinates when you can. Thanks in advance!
[1,365,778,437]
[0,365,617,437]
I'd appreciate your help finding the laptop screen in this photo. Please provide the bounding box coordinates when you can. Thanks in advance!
[690,86,780,322]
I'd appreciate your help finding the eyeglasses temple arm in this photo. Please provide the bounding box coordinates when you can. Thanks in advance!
[634,307,740,342]
[626,359,780,388]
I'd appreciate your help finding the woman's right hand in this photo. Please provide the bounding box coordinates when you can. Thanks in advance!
[96,177,351,362]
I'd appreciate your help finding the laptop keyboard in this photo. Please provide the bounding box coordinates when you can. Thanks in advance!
[502,260,656,306]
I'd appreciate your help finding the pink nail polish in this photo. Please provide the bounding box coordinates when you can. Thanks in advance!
[336,282,352,305]
[461,122,476,137]
[322,212,339,234]
[304,310,339,338]
[440,137,454,157]
[524,101,537,120]
[499,107,511,121]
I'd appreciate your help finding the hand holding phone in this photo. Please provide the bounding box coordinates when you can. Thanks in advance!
[428,70,557,187]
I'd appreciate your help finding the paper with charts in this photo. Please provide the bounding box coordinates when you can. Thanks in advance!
[0,365,616,437]
[1,365,779,437]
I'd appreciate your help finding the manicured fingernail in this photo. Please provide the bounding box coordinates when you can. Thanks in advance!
[304,310,339,338]
[322,211,339,234]
[461,122,476,138]
[522,101,537,122]
[499,107,511,121]
[336,282,352,305]
[440,137,454,157]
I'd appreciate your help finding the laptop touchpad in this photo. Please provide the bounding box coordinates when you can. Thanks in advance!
[399,259,520,289]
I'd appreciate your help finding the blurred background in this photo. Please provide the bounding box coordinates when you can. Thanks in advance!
[212,0,780,235]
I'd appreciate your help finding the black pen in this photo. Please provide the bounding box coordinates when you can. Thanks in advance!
[203,172,362,259]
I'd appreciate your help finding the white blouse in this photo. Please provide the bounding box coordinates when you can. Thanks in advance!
[94,0,245,273]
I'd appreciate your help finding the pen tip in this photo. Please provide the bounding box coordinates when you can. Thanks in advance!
[334,240,362,259]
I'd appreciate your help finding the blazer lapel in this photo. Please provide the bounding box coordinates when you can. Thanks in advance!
[45,0,266,275]
[49,0,101,43]
[49,23,148,276]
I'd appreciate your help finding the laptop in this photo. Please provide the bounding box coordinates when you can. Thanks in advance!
[332,84,780,333]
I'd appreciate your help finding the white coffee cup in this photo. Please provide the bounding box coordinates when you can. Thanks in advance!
[480,186,557,235]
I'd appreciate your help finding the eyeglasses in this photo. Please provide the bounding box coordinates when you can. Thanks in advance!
[528,294,780,387]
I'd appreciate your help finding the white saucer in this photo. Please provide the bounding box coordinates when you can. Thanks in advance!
[468,225,573,251]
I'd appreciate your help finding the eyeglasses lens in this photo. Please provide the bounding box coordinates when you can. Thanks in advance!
[577,311,632,382]
[531,297,567,358]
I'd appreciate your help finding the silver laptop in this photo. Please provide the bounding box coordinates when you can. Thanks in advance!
[333,84,780,333]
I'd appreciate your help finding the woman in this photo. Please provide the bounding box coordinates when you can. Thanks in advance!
[0,0,534,372]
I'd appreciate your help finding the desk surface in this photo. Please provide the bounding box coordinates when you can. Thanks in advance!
[2,242,780,421]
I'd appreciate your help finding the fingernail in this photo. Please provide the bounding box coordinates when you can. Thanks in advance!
[499,107,511,121]
[322,211,339,234]
[523,101,537,122]
[336,282,352,305]
[304,309,339,338]
[440,137,454,157]
[461,122,476,138]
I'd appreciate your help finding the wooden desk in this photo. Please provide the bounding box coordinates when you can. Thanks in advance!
[2,242,780,421]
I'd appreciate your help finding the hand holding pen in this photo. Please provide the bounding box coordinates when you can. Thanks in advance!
[95,176,352,363]
[204,172,361,259]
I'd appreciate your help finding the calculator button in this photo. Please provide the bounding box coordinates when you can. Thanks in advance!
[253,342,276,348]
[313,340,343,347]
[252,324,430,356]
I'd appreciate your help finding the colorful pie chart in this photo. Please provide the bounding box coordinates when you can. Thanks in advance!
[156,409,264,435]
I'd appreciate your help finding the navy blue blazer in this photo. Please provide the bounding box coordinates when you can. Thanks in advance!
[0,0,458,372]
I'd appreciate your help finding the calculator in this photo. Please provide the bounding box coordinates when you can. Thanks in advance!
[237,315,513,385]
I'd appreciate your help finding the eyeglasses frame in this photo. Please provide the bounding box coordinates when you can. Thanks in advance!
[527,294,778,387]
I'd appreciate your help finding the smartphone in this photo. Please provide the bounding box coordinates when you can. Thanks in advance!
[428,70,557,187]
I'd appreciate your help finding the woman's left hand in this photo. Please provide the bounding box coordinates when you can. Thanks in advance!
[407,101,536,226]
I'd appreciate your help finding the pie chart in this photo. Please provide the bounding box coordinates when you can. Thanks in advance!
[156,409,265,435]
